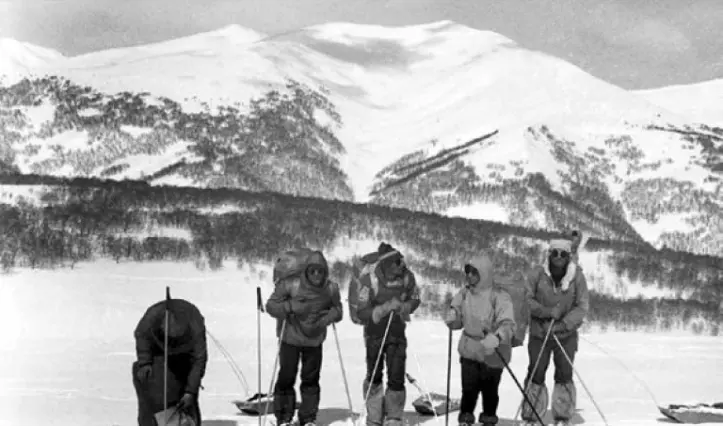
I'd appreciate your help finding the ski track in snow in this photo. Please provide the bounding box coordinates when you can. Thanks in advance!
[1,259,722,426]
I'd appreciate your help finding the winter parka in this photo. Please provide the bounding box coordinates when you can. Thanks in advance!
[265,251,344,347]
[133,298,208,396]
[526,260,590,340]
[447,256,516,369]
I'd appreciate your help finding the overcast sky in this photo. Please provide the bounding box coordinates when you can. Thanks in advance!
[2,0,722,90]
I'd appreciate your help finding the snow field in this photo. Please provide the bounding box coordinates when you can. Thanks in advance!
[1,256,722,426]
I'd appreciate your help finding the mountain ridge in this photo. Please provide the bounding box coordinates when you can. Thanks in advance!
[0,20,720,255]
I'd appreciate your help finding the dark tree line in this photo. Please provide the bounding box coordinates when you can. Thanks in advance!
[0,176,721,333]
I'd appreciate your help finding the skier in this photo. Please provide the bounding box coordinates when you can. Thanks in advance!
[353,242,421,426]
[445,254,516,426]
[132,297,208,426]
[265,250,344,426]
[521,238,590,426]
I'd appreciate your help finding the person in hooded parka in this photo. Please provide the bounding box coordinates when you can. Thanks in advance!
[132,298,208,426]
[445,253,516,426]
[265,250,344,426]
[520,238,590,426]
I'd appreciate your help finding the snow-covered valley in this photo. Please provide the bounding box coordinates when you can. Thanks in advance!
[1,259,722,426]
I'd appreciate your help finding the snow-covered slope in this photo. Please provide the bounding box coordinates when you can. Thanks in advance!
[0,38,65,85]
[635,78,723,126]
[0,21,721,254]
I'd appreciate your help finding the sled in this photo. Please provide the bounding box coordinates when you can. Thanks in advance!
[232,393,300,416]
[659,402,723,424]
[412,392,461,416]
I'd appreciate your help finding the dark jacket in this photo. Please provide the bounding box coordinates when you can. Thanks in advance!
[355,250,421,340]
[526,261,589,340]
[266,251,344,347]
[133,298,208,396]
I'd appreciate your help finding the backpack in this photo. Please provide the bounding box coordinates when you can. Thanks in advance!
[347,251,383,325]
[273,248,316,285]
[348,250,416,325]
[493,271,530,348]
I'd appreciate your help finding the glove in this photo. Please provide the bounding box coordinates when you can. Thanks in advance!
[388,298,403,313]
[552,321,567,334]
[372,300,395,324]
[550,305,563,320]
[316,309,337,327]
[176,392,195,412]
[444,308,458,324]
[480,333,500,355]
[136,364,152,383]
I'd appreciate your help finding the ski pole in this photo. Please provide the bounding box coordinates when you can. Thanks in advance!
[578,334,661,407]
[261,319,286,426]
[359,313,394,426]
[494,347,545,426]
[164,286,170,426]
[332,323,354,419]
[445,327,452,426]
[552,334,610,426]
[513,320,554,423]
[256,287,263,426]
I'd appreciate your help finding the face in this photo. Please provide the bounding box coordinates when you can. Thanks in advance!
[465,267,481,287]
[549,248,570,267]
[306,265,326,285]
[384,258,405,279]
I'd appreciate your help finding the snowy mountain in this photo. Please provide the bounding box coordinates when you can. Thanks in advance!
[635,78,723,127]
[0,21,721,255]
[0,38,65,83]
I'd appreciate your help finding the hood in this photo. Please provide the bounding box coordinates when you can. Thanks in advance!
[464,255,494,290]
[306,250,329,270]
[304,250,329,287]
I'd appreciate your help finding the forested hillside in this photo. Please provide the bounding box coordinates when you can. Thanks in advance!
[1,174,720,334]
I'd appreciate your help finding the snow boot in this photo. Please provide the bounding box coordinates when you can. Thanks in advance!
[551,381,576,421]
[383,389,406,425]
[521,382,548,423]
[478,413,498,425]
[458,412,475,426]
[363,379,385,426]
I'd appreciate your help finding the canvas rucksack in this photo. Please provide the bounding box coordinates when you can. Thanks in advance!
[347,251,385,325]
[493,271,530,348]
[272,248,336,299]
[273,248,316,285]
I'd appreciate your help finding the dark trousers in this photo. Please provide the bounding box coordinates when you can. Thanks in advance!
[274,342,323,424]
[365,336,407,391]
[525,331,578,386]
[132,358,201,426]
[458,358,503,423]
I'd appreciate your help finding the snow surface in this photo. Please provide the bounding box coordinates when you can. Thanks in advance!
[1,242,722,426]
[636,79,723,127]
[445,201,510,223]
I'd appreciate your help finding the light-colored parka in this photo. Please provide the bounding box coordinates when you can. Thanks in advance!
[446,256,516,369]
